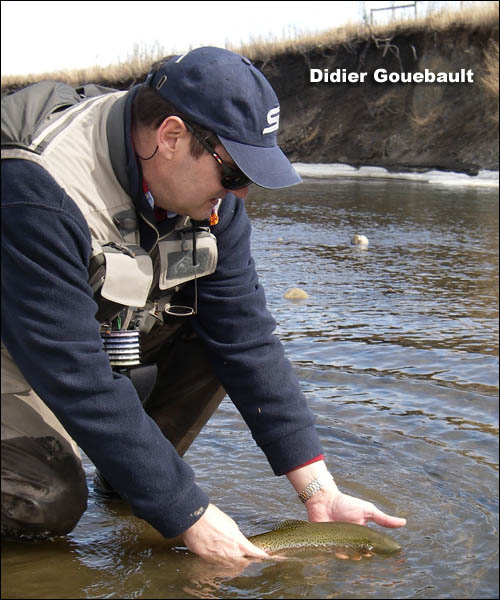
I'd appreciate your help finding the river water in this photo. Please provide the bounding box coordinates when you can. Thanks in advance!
[2,177,498,599]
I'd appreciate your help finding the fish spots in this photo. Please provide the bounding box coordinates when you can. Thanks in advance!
[248,520,401,554]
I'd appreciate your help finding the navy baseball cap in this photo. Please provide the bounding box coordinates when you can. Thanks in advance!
[144,47,301,189]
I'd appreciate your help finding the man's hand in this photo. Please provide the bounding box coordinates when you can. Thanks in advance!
[287,460,406,529]
[182,503,271,564]
[305,486,407,528]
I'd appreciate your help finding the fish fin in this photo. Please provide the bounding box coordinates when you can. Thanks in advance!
[273,519,309,531]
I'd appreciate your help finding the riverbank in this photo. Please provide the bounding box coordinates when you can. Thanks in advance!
[293,163,499,187]
[1,4,498,174]
[256,11,498,175]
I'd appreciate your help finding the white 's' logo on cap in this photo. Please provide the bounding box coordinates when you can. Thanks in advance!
[262,107,280,134]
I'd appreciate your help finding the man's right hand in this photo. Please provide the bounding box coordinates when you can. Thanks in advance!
[182,503,271,564]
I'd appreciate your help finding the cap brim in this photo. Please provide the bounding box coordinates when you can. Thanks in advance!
[218,136,302,189]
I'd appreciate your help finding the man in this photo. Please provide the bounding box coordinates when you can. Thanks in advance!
[1,47,405,563]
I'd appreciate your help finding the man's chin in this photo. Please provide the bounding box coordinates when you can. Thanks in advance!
[168,209,209,221]
[193,207,214,221]
[169,204,215,222]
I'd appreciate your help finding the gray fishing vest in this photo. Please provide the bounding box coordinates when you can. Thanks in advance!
[1,81,218,333]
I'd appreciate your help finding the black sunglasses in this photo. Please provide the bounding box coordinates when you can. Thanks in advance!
[184,121,253,190]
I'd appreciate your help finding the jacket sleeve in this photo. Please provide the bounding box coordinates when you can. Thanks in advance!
[1,159,209,538]
[191,194,324,475]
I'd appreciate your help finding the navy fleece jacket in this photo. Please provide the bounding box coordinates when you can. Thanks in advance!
[1,106,323,540]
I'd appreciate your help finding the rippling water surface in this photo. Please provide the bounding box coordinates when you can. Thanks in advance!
[2,178,498,599]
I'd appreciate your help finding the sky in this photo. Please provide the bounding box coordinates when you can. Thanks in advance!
[1,1,475,77]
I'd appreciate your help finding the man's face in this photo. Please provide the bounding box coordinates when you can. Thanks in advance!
[146,125,249,220]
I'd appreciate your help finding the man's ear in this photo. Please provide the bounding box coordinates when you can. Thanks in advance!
[157,116,188,158]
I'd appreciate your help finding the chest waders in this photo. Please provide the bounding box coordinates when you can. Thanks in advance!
[1,82,226,536]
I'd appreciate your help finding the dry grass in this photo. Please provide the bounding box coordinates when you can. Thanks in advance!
[1,40,171,90]
[479,39,499,124]
[480,39,499,98]
[410,106,443,132]
[1,2,498,90]
[229,1,499,62]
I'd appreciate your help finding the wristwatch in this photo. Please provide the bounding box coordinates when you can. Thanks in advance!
[298,472,334,503]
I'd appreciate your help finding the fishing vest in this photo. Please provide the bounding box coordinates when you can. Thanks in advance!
[1,82,219,336]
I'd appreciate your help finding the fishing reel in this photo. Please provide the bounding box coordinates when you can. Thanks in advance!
[100,326,157,404]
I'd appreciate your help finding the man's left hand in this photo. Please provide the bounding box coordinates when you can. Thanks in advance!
[305,485,406,528]
[286,460,406,529]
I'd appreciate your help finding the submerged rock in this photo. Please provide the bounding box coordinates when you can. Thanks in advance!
[351,234,369,247]
[284,288,309,300]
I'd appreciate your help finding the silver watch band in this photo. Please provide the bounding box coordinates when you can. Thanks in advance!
[298,472,334,503]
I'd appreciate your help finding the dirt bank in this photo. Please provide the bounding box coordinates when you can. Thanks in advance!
[255,25,499,175]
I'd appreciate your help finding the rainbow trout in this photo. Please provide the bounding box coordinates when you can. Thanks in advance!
[248,520,401,554]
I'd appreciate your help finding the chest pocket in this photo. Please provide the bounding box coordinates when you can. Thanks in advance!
[89,241,154,307]
[158,228,218,290]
